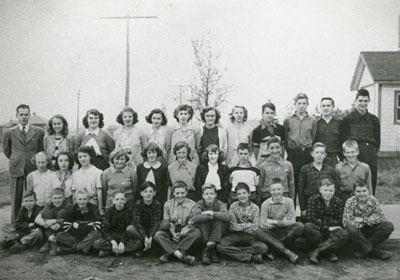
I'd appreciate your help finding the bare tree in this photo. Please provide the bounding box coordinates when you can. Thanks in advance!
[190,36,232,119]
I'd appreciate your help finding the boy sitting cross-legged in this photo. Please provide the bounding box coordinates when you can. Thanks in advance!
[55,189,102,255]
[126,181,163,257]
[35,188,70,256]
[93,191,142,257]
[190,183,230,265]
[217,182,268,263]
[343,183,394,260]
[304,178,349,264]
[254,178,304,263]
[1,191,43,253]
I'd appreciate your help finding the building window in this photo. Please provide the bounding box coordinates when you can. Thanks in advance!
[395,91,400,124]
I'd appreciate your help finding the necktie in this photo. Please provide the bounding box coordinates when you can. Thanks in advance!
[21,126,26,140]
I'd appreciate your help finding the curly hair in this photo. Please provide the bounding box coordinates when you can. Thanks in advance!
[47,114,69,137]
[75,146,96,165]
[173,141,192,159]
[82,109,104,128]
[116,106,139,126]
[173,104,194,122]
[141,142,163,161]
[145,108,168,126]
[109,148,130,165]
[30,151,48,167]
[201,144,224,164]
[229,105,248,123]
[200,107,221,124]
[54,152,74,170]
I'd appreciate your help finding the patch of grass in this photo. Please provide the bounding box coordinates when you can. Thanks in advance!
[0,170,9,208]
[376,158,400,204]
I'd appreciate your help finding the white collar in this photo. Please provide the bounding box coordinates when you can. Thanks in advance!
[143,161,161,169]
[208,162,219,171]
[85,128,100,136]
[18,123,30,132]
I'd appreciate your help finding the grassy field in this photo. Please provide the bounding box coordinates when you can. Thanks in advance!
[0,159,399,206]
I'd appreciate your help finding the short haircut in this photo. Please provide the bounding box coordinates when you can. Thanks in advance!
[109,148,130,164]
[270,177,283,186]
[319,178,335,188]
[30,151,48,166]
[23,191,37,200]
[173,141,192,158]
[171,181,188,193]
[116,106,139,126]
[237,142,250,153]
[54,152,74,170]
[145,108,168,125]
[261,102,276,113]
[51,188,65,197]
[16,104,30,114]
[141,142,163,161]
[294,92,309,103]
[267,136,281,147]
[320,97,335,107]
[140,181,156,192]
[201,144,223,164]
[173,104,194,122]
[201,107,221,124]
[342,140,358,152]
[353,180,368,191]
[75,146,96,165]
[230,105,248,123]
[75,188,89,198]
[201,183,217,194]
[313,142,326,151]
[235,182,250,193]
[82,109,104,128]
[47,114,69,137]
[356,89,370,100]
[113,190,126,198]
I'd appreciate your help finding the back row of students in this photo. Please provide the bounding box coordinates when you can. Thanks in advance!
[2,175,393,266]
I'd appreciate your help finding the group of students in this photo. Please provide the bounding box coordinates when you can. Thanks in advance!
[1,88,393,265]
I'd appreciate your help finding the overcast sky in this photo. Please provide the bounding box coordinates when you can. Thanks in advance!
[1,0,399,129]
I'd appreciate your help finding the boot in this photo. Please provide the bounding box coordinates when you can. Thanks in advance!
[283,248,299,264]
[56,246,76,255]
[201,247,211,265]
[209,247,219,263]
[39,241,51,253]
[309,240,333,265]
[326,252,338,262]
[181,254,195,266]
[369,248,392,260]
[49,242,57,256]
[10,242,27,254]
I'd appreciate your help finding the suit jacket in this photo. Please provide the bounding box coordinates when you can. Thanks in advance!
[3,125,44,177]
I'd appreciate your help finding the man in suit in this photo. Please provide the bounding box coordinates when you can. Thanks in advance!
[3,104,44,224]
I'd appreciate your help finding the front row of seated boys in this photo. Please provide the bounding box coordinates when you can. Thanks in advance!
[1,176,394,265]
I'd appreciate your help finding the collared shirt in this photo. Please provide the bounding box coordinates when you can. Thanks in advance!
[341,110,380,150]
[132,199,163,238]
[49,170,73,198]
[258,158,294,198]
[113,126,146,166]
[226,123,253,167]
[101,165,137,208]
[168,124,200,165]
[229,201,260,234]
[163,198,196,227]
[335,160,372,194]
[284,112,317,149]
[168,160,197,191]
[298,163,338,211]
[229,164,259,192]
[190,199,230,224]
[72,165,102,205]
[252,122,285,160]
[315,117,342,154]
[18,123,30,133]
[205,163,221,190]
[260,196,296,229]
[15,204,43,232]
[103,205,132,241]
[306,194,344,231]
[85,128,102,155]
[342,196,386,228]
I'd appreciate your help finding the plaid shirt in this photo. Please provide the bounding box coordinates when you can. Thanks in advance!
[342,196,385,228]
[315,117,342,154]
[229,201,260,234]
[298,163,338,211]
[306,194,344,231]
[341,110,380,150]
[132,199,163,238]
[102,205,132,242]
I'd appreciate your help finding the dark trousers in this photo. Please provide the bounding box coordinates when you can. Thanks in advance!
[346,221,394,255]
[254,223,304,253]
[93,231,142,253]
[2,223,43,246]
[56,230,102,253]
[198,220,228,244]
[358,143,378,195]
[216,232,268,262]
[9,176,26,224]
[126,225,149,250]
[304,223,349,251]
[286,148,313,206]
[154,228,201,256]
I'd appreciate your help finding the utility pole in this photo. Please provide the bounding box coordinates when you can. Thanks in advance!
[169,84,192,105]
[76,90,80,133]
[100,15,157,106]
